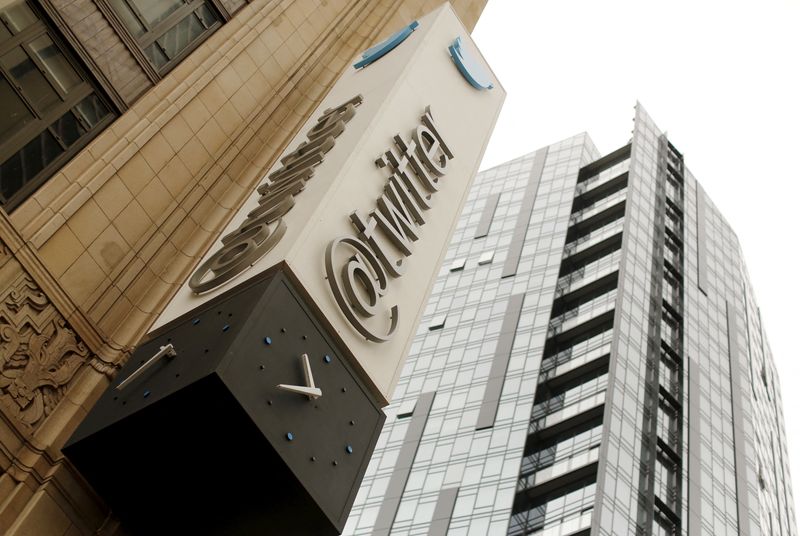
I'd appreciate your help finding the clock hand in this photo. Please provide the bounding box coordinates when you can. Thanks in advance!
[301,353,316,388]
[276,354,323,399]
[276,384,322,399]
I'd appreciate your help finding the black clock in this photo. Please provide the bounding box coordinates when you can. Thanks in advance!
[65,269,385,535]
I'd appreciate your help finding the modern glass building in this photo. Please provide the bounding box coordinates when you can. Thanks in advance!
[343,105,797,536]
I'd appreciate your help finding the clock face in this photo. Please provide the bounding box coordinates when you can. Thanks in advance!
[69,271,384,532]
[211,275,386,527]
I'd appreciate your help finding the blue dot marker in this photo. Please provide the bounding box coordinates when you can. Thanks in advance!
[192,318,200,325]
[143,389,151,398]
[264,336,272,345]
[345,445,353,454]
[286,432,294,441]
[222,324,230,332]
[324,355,332,363]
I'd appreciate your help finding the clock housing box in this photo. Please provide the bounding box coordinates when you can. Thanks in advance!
[64,267,385,535]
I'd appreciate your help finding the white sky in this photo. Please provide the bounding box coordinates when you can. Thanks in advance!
[472,0,800,521]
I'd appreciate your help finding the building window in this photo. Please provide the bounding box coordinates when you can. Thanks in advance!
[106,0,222,74]
[0,1,115,210]
[449,258,466,272]
[396,399,416,419]
[428,315,446,331]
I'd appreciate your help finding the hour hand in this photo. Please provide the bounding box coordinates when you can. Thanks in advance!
[276,384,322,399]
[276,353,323,399]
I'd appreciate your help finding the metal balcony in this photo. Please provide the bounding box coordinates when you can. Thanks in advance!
[529,391,606,438]
[563,219,624,261]
[549,290,616,338]
[568,193,626,236]
[575,171,628,207]
[538,344,611,387]
[517,446,600,494]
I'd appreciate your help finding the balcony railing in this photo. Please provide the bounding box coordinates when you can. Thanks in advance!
[530,391,606,435]
[563,219,625,260]
[569,188,627,227]
[518,446,600,493]
[556,261,619,301]
[539,343,611,384]
[549,291,616,337]
[577,158,630,193]
[529,507,593,536]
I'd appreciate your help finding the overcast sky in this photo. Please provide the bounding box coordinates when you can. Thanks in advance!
[472,0,800,519]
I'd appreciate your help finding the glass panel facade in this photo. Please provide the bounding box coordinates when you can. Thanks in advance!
[345,107,797,536]
[344,134,601,535]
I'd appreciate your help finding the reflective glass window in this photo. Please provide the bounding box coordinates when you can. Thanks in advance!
[106,0,222,75]
[0,1,114,209]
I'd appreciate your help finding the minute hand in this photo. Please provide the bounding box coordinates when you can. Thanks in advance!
[301,353,316,388]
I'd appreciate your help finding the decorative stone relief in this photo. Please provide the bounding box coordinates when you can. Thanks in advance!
[0,270,88,428]
[0,239,11,267]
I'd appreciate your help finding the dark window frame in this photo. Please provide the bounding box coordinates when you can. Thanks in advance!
[0,1,116,211]
[98,0,227,79]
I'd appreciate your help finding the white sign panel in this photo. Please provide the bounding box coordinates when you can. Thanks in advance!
[155,4,505,404]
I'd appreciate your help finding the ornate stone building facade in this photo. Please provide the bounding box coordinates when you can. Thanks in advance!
[0,1,487,533]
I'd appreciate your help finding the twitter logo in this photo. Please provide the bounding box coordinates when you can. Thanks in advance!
[448,36,494,90]
[354,21,419,69]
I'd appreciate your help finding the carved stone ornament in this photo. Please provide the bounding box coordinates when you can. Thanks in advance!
[0,271,89,427]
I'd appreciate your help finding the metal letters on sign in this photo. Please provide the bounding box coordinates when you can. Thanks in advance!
[189,95,363,293]
[325,108,453,342]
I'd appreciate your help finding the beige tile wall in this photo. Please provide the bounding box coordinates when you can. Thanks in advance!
[13,0,484,355]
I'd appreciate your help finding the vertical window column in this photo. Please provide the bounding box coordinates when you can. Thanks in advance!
[695,182,709,295]
[501,148,547,278]
[474,192,500,238]
[372,392,436,536]
[429,487,459,536]
[475,293,525,430]
[639,138,686,535]
[509,148,630,536]
[726,300,754,536]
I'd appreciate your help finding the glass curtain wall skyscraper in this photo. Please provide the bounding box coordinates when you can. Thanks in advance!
[343,105,796,536]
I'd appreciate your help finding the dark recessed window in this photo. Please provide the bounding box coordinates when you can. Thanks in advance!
[107,0,222,75]
[0,1,115,210]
